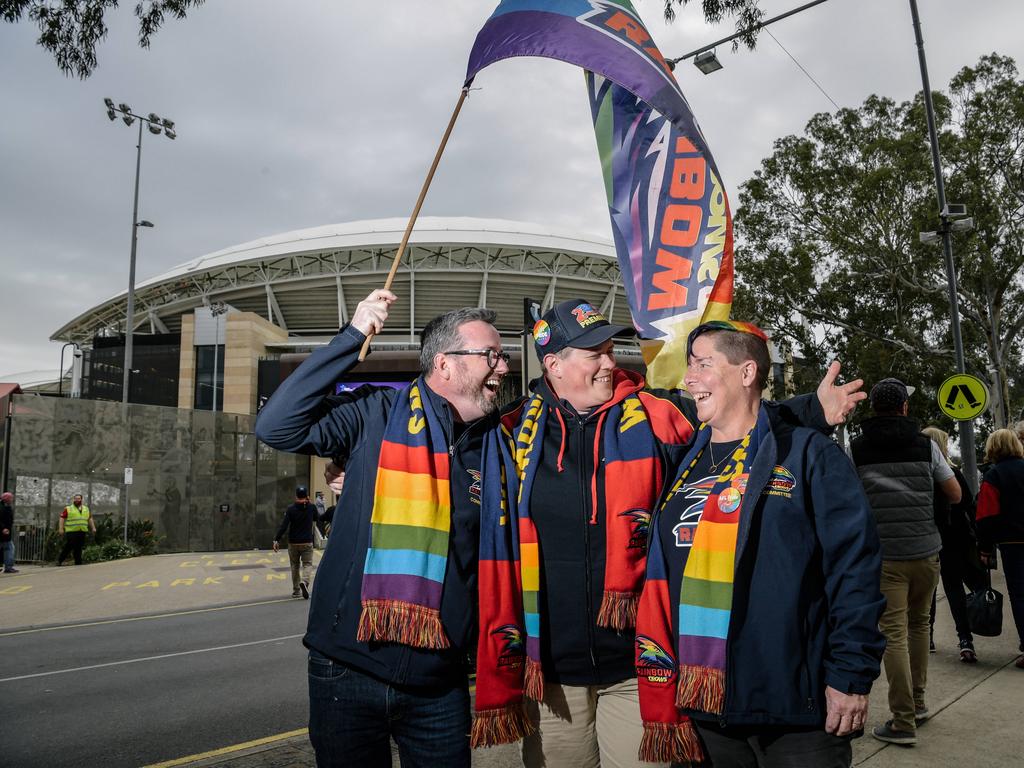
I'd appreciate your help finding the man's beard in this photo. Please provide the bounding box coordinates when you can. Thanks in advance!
[453,364,498,417]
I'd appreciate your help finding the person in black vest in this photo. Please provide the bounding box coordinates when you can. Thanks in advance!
[273,486,317,599]
[922,427,988,663]
[850,379,962,746]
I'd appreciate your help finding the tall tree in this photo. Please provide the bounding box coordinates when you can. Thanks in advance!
[1,0,204,79]
[734,54,1024,433]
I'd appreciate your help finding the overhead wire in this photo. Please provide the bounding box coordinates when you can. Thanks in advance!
[764,28,842,110]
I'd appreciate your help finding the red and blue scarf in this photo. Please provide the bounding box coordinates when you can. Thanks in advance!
[473,370,694,747]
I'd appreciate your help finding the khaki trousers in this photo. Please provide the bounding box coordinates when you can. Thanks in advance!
[879,555,940,732]
[288,543,313,592]
[522,677,665,768]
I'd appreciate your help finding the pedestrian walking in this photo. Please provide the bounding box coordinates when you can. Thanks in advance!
[313,491,327,537]
[1,491,17,573]
[922,427,987,663]
[273,486,317,599]
[851,379,962,746]
[976,429,1024,670]
[57,494,96,566]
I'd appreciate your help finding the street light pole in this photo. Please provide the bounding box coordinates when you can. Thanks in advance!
[907,0,979,491]
[103,99,176,405]
[123,118,144,405]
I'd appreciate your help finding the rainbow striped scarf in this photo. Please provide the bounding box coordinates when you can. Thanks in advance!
[357,380,452,649]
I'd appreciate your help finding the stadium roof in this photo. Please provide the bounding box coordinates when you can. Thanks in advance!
[51,217,634,345]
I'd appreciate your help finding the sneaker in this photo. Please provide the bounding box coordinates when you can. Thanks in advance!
[1014,655,1024,670]
[291,590,301,598]
[872,721,916,745]
[915,706,931,727]
[3,568,18,573]
[300,581,310,600]
[929,638,936,653]
[958,638,977,664]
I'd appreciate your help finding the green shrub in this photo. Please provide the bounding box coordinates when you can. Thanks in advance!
[81,544,104,564]
[100,540,137,560]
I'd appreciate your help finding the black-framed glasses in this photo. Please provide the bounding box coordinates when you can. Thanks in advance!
[443,348,511,369]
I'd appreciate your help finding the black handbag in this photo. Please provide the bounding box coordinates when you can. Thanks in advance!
[966,574,1004,637]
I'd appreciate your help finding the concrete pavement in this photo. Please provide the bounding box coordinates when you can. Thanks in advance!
[0,548,322,630]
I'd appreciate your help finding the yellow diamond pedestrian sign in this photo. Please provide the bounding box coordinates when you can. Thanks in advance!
[937,374,989,420]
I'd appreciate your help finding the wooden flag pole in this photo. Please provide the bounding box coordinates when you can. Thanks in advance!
[358,86,471,361]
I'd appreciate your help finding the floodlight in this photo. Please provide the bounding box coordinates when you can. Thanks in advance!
[693,50,723,75]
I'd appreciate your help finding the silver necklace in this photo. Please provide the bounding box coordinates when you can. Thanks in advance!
[707,441,734,473]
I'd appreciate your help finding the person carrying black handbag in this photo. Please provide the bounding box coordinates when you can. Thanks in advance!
[976,429,1024,670]
[923,428,990,662]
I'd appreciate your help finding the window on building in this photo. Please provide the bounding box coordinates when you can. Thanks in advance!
[194,345,224,411]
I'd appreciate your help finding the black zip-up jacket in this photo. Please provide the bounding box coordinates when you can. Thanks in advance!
[275,501,316,544]
[0,502,13,542]
[527,376,827,686]
[255,325,491,689]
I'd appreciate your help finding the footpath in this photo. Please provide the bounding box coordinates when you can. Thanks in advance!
[0,548,322,630]
[2,556,1020,767]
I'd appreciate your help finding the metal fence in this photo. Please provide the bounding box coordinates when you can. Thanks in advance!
[1,394,308,554]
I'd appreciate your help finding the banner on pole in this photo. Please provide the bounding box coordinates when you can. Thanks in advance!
[467,0,734,388]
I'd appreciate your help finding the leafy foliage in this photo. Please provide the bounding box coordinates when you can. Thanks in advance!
[0,0,204,78]
[734,54,1024,439]
[663,0,764,51]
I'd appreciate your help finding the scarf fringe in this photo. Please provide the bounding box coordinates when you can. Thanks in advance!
[524,657,545,702]
[357,599,449,649]
[639,720,705,764]
[676,664,724,713]
[470,701,535,748]
[597,590,639,630]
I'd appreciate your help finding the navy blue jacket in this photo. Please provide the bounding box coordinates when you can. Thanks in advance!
[668,407,885,727]
[255,325,492,689]
[275,501,316,544]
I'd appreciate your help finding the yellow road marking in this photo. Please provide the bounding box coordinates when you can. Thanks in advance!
[141,728,308,768]
[0,598,295,637]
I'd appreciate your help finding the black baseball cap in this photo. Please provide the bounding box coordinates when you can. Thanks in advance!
[870,378,916,412]
[295,485,309,498]
[531,298,634,360]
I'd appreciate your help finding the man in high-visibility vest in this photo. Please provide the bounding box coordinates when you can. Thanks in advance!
[58,494,96,566]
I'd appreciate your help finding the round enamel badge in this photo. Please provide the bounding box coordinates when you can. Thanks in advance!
[718,487,741,514]
[533,320,551,346]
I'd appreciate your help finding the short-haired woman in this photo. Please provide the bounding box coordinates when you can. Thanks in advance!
[977,429,1024,669]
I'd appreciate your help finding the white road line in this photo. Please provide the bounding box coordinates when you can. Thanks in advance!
[0,598,296,637]
[0,634,304,683]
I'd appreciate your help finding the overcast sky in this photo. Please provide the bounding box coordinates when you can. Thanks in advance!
[2,0,1023,378]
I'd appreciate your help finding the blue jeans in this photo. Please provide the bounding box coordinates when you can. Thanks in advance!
[1000,543,1024,651]
[307,650,470,768]
[2,540,14,570]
